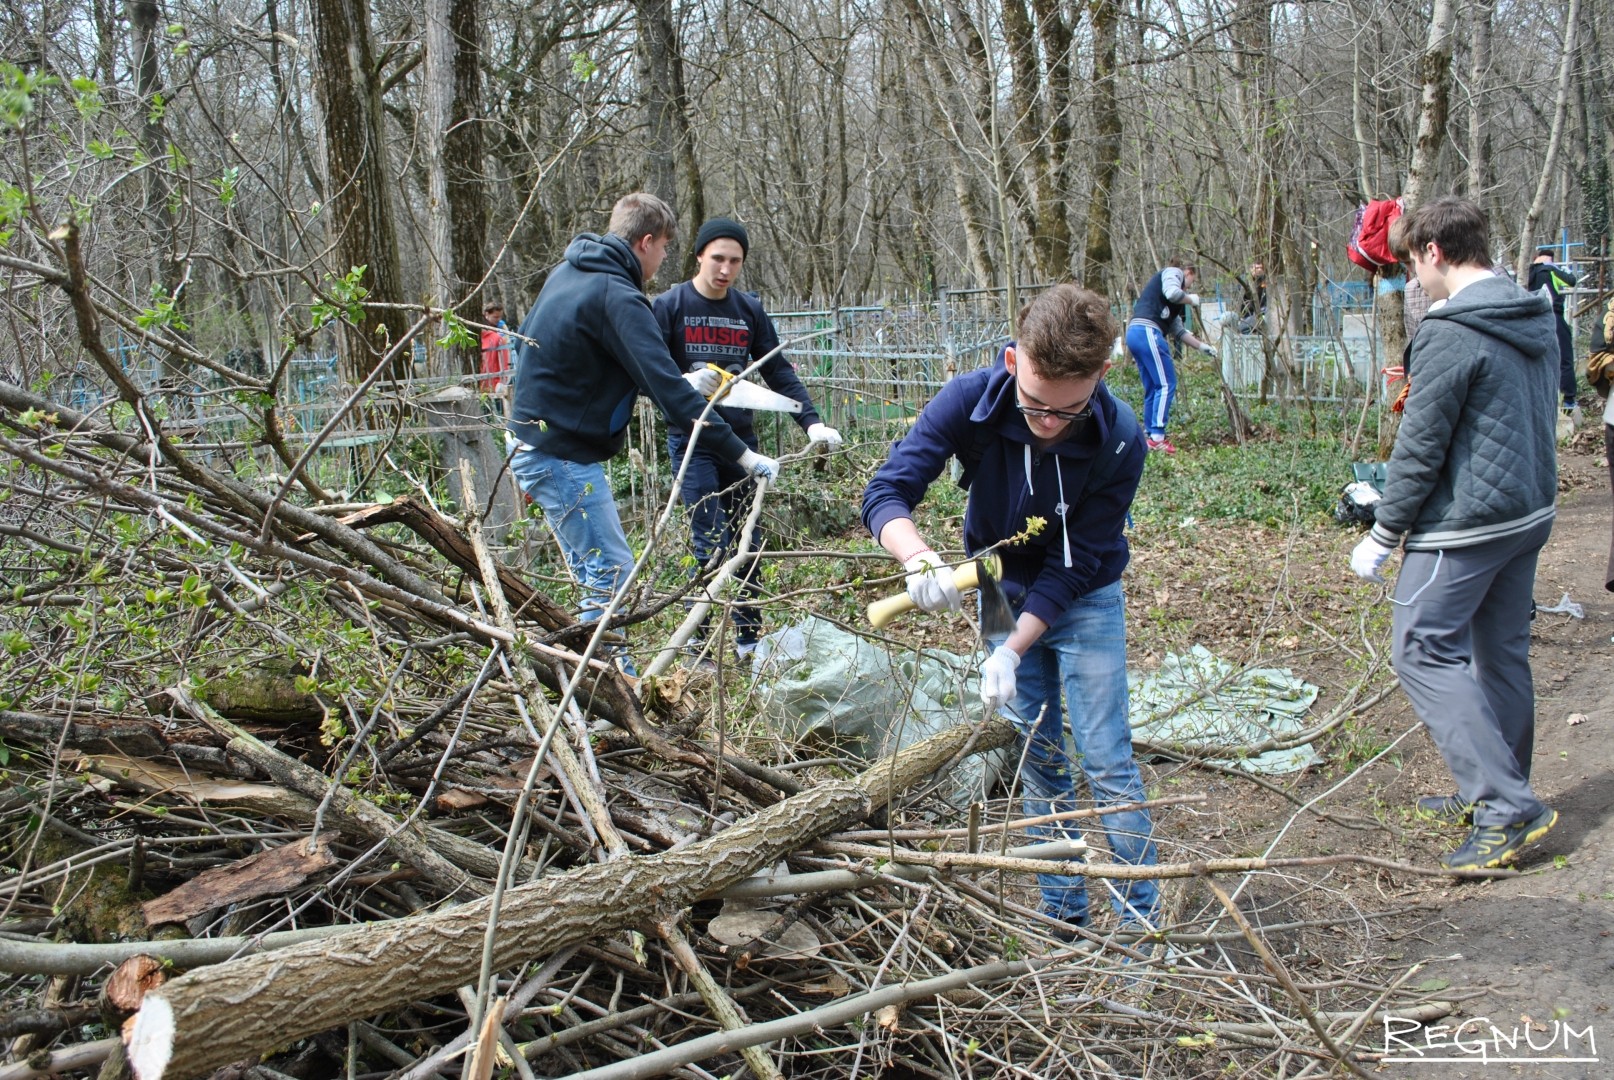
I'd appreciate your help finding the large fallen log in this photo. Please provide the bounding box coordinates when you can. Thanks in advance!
[124,716,1016,1080]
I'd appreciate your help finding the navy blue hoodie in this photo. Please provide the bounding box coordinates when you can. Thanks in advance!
[862,357,1144,627]
[507,233,747,464]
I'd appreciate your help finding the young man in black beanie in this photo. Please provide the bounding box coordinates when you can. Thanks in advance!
[653,216,840,662]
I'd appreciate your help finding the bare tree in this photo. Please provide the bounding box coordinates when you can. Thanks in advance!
[1516,0,1582,279]
[635,0,705,233]
[309,0,414,380]
[1464,0,1496,200]
[1080,0,1121,296]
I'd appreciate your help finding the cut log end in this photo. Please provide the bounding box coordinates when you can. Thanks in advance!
[102,953,169,1020]
[123,994,174,1080]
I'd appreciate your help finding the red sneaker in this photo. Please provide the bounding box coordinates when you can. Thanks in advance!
[1145,435,1177,454]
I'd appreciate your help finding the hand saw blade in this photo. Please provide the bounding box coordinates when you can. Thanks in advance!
[714,379,803,413]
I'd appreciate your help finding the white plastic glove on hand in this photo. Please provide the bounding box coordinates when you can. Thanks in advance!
[980,644,1021,713]
[1184,292,1201,307]
[806,422,843,447]
[903,550,962,613]
[1350,535,1396,582]
[682,367,721,397]
[738,448,780,483]
[1199,342,1217,357]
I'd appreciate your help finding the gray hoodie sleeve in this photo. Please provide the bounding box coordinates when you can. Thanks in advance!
[1161,267,1190,339]
[1161,267,1189,304]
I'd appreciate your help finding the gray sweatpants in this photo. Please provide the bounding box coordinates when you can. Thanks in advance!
[1390,519,1553,828]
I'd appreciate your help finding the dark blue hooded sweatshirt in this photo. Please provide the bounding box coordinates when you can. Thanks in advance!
[507,233,747,465]
[862,356,1144,627]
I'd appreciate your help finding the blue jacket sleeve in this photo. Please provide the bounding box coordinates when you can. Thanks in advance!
[861,377,975,542]
[603,280,748,462]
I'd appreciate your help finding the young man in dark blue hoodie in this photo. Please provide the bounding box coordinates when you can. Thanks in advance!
[507,193,779,647]
[1351,197,1559,870]
[862,284,1160,935]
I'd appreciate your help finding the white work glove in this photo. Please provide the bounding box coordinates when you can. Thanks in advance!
[1184,292,1201,307]
[682,367,721,397]
[980,644,1021,713]
[902,550,962,613]
[1198,342,1217,357]
[737,448,780,483]
[1350,534,1396,583]
[806,422,842,447]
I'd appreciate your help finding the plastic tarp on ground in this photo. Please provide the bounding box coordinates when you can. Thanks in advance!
[751,617,1003,806]
[1128,645,1321,774]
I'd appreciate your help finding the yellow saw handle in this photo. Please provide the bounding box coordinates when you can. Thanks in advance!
[866,554,1000,630]
[704,363,734,398]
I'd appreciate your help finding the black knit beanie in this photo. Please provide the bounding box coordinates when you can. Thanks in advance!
[694,217,750,257]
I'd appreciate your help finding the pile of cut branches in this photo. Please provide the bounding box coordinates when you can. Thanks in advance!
[2,229,1460,1080]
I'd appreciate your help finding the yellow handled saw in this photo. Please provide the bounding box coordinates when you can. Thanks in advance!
[704,364,803,414]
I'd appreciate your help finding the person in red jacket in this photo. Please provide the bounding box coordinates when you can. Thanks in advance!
[479,302,512,403]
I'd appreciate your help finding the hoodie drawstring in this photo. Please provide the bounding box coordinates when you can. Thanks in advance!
[1054,456,1072,568]
[1024,445,1073,569]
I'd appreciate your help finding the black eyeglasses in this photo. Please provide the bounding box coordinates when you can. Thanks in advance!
[1015,399,1092,423]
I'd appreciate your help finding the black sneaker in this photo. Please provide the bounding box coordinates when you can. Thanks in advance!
[1441,807,1558,871]
[1415,794,1474,826]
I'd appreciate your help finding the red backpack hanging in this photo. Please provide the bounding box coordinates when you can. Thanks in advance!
[1348,197,1404,274]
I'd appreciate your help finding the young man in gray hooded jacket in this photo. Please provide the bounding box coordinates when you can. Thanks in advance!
[1350,196,1560,871]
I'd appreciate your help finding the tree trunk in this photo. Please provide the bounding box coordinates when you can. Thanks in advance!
[894,0,997,285]
[1464,0,1495,198]
[1080,0,1121,296]
[1581,7,1611,273]
[1002,0,1069,279]
[266,0,324,202]
[423,0,458,352]
[422,386,516,542]
[1402,0,1456,211]
[123,717,1017,1080]
[634,0,703,237]
[1030,0,1074,275]
[309,0,414,381]
[447,0,488,349]
[1383,0,1457,383]
[424,0,488,378]
[127,0,189,405]
[1516,0,1581,280]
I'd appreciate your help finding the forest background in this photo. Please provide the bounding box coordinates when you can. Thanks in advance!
[2,0,1611,384]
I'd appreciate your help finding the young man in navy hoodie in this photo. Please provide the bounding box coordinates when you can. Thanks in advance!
[507,194,779,650]
[654,217,840,660]
[862,284,1160,935]
[1351,196,1559,870]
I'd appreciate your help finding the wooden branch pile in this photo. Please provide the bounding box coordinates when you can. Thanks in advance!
[1,317,1453,1079]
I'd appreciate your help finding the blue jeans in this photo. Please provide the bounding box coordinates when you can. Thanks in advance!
[510,448,635,624]
[668,431,763,646]
[1126,322,1176,438]
[992,580,1159,927]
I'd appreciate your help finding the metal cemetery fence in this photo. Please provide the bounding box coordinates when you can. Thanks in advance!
[40,283,1394,499]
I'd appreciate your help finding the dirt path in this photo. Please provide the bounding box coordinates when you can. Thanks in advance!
[1364,447,1614,1079]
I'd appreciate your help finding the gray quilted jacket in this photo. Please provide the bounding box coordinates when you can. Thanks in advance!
[1371,275,1558,551]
